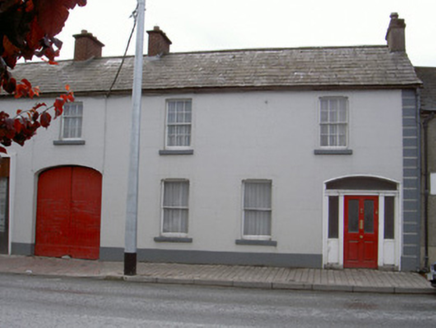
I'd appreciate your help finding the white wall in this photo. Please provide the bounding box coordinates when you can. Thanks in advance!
[103,89,404,255]
[6,89,404,257]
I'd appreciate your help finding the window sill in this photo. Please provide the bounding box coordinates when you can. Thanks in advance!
[235,239,277,247]
[154,236,193,243]
[53,140,86,146]
[314,149,352,155]
[159,149,194,156]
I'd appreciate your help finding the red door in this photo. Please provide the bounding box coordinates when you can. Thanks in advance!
[344,196,378,268]
[35,167,102,260]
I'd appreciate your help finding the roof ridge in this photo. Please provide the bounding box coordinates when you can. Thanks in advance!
[15,45,390,65]
[166,45,388,56]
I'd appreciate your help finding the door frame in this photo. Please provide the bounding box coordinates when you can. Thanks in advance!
[322,176,401,270]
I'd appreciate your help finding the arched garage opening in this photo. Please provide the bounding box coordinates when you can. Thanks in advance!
[35,166,102,260]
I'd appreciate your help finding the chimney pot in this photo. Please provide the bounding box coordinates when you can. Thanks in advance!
[390,12,399,19]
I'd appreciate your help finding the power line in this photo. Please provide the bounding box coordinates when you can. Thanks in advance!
[106,3,141,98]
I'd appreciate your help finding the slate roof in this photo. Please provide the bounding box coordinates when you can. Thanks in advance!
[6,45,421,96]
[415,67,436,111]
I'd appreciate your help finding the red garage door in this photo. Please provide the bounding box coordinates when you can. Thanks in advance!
[35,166,102,260]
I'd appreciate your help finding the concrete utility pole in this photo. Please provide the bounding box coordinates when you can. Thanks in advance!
[124,0,146,276]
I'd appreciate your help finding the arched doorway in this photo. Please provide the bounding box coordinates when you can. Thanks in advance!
[324,176,399,269]
[35,166,102,260]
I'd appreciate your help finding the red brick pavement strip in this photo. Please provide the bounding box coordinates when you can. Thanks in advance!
[0,255,435,294]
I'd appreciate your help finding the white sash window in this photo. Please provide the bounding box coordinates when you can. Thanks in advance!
[243,180,272,239]
[162,180,189,236]
[166,100,192,148]
[61,102,83,140]
[320,97,348,148]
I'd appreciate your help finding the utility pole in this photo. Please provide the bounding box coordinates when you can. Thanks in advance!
[124,0,145,276]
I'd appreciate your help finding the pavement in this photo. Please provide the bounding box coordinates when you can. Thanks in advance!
[0,255,435,294]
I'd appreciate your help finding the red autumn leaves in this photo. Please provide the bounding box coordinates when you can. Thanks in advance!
[0,0,86,153]
[0,83,74,152]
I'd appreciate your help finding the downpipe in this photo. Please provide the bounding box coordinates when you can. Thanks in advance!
[422,111,435,271]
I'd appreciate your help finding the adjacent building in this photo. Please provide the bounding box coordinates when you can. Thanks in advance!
[415,66,436,268]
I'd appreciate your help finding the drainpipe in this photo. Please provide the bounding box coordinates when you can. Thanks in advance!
[422,110,435,270]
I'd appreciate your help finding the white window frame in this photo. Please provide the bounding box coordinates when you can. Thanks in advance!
[60,102,83,140]
[319,97,348,149]
[242,180,272,240]
[165,99,192,150]
[161,179,190,237]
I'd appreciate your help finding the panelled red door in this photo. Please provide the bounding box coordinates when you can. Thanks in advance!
[344,196,378,268]
[35,166,102,260]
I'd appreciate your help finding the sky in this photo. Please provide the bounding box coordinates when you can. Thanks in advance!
[56,0,436,67]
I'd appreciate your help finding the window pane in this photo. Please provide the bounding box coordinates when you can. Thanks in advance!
[168,105,176,123]
[328,196,339,238]
[244,211,271,235]
[321,110,328,123]
[384,197,395,239]
[320,99,328,111]
[364,200,374,233]
[338,124,347,146]
[348,199,359,233]
[167,126,176,146]
[329,125,337,146]
[329,100,338,123]
[338,100,347,122]
[184,108,192,123]
[163,181,189,207]
[176,106,184,122]
[244,182,271,209]
[176,125,191,146]
[163,209,188,233]
[320,125,328,146]
[185,100,192,113]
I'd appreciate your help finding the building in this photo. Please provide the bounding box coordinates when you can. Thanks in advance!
[0,14,423,271]
[415,66,436,269]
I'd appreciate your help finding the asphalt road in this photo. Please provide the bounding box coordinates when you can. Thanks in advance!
[0,273,435,327]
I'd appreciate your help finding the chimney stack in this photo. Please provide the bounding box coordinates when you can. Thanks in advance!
[73,30,105,61]
[147,26,172,56]
[385,12,406,52]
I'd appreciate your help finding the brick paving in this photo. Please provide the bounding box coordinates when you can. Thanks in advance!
[0,255,434,294]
